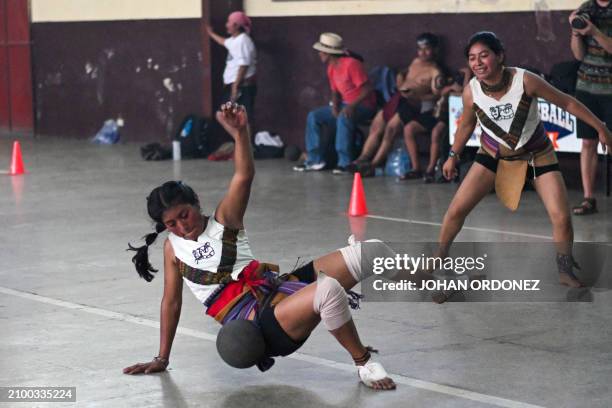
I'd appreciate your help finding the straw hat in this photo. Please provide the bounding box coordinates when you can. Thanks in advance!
[313,32,345,55]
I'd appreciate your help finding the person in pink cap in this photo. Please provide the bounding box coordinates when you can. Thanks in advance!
[206,11,257,119]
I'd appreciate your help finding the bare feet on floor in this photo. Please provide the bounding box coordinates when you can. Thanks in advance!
[559,273,584,288]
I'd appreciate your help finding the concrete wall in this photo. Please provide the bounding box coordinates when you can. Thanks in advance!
[29,0,583,147]
[251,10,578,146]
[245,0,579,16]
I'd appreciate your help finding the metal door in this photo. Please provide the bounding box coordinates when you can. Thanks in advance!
[0,0,33,133]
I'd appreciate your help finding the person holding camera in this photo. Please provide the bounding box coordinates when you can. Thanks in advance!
[569,0,611,215]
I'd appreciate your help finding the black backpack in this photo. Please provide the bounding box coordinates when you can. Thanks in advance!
[175,115,210,159]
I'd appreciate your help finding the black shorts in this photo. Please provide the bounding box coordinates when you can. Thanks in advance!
[259,302,308,358]
[396,98,438,131]
[257,261,315,358]
[575,91,612,140]
[290,261,316,284]
[474,153,560,180]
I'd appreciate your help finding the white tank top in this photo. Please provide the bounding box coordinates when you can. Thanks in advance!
[168,214,255,304]
[469,68,540,150]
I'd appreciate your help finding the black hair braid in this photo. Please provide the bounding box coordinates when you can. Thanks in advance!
[127,222,166,282]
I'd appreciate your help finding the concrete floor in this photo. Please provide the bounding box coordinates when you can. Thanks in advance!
[1,137,611,408]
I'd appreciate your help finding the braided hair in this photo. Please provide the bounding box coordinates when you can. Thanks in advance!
[127,181,200,282]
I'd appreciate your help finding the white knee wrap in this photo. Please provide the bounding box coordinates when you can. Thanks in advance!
[339,235,397,282]
[339,241,362,282]
[313,272,352,331]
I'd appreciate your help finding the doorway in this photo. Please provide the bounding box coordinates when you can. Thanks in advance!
[0,0,33,133]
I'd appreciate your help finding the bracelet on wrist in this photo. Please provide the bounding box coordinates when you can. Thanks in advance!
[449,150,460,161]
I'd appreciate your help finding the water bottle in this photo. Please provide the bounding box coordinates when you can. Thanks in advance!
[173,140,181,161]
[385,147,412,177]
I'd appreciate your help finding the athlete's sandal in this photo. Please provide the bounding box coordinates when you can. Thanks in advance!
[557,253,584,288]
[572,197,597,216]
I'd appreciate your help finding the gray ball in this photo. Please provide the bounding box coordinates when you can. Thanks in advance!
[216,319,266,369]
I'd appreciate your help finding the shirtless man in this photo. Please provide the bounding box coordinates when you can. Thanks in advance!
[399,33,445,180]
[349,33,442,177]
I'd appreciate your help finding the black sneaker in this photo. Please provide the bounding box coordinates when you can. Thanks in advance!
[423,171,435,184]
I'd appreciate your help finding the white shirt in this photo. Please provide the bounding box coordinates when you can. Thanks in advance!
[469,68,540,150]
[223,33,257,85]
[168,215,255,304]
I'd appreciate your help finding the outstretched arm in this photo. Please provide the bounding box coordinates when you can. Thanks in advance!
[123,239,183,375]
[205,24,227,47]
[524,71,611,152]
[215,103,255,229]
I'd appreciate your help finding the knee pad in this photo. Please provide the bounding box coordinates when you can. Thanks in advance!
[339,235,398,282]
[313,273,352,331]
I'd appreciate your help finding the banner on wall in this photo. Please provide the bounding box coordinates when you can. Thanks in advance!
[448,95,605,154]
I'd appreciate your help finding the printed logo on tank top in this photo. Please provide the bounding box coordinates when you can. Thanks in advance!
[193,242,215,264]
[489,103,515,121]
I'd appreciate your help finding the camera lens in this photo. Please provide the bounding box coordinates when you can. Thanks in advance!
[571,17,588,30]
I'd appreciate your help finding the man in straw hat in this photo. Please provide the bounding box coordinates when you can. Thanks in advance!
[294,33,376,174]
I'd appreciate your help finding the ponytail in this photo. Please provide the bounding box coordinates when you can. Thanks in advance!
[127,222,166,282]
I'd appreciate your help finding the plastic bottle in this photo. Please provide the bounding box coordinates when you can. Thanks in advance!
[173,140,181,161]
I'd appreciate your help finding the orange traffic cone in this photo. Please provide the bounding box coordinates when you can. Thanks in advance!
[8,141,25,175]
[348,172,368,216]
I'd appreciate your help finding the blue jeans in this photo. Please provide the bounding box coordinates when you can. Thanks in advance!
[305,103,375,167]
